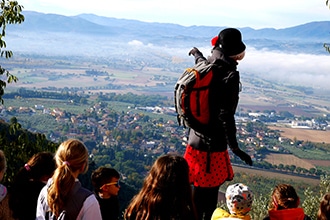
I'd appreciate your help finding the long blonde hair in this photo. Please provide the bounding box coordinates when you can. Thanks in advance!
[47,139,88,217]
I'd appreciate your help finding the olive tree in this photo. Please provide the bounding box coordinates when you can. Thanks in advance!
[0,0,24,104]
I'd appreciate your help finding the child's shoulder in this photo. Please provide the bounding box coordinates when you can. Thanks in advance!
[0,184,7,202]
[211,208,230,219]
[211,208,250,220]
[213,215,242,220]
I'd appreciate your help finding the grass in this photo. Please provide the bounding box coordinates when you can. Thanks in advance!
[264,153,315,169]
[270,126,330,144]
[282,146,330,160]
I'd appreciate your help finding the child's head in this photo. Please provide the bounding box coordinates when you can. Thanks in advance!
[270,183,300,210]
[54,139,89,175]
[125,154,193,220]
[145,154,190,194]
[23,151,56,182]
[317,193,330,220]
[226,183,253,216]
[48,139,89,217]
[91,167,120,198]
[0,150,6,182]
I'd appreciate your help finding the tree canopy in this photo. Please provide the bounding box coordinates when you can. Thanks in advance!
[325,0,330,52]
[0,0,24,104]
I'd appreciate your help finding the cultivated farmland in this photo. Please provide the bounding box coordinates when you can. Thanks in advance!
[268,126,330,144]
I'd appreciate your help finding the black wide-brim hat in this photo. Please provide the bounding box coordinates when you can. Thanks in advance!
[218,28,246,56]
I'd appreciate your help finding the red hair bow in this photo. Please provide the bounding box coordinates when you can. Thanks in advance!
[211,36,218,46]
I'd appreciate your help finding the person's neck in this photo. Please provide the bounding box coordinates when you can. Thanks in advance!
[98,192,111,199]
[72,170,81,179]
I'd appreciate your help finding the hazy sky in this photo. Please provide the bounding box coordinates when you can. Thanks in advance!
[18,0,330,29]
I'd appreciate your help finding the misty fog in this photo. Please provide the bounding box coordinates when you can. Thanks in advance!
[241,47,330,90]
[5,31,330,92]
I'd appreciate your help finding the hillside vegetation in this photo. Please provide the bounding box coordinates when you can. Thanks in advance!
[1,93,329,219]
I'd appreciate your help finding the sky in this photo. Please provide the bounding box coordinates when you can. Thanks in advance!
[18,0,330,29]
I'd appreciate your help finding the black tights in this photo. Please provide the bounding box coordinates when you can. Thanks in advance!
[192,186,220,220]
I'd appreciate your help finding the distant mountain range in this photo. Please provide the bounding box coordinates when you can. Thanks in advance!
[3,11,330,110]
[10,11,330,40]
[5,11,330,56]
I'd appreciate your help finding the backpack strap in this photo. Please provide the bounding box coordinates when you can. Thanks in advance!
[62,181,93,220]
[42,180,93,220]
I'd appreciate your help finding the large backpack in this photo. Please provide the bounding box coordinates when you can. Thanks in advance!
[174,60,218,136]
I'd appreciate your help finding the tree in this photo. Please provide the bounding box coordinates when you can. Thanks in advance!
[0,0,24,104]
[0,119,58,186]
[325,0,330,52]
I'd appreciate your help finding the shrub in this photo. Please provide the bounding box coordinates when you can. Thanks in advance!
[303,175,330,220]
[216,175,330,220]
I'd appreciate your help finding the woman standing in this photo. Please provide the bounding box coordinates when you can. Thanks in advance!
[184,28,252,220]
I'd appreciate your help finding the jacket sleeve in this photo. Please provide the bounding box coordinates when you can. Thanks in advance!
[218,70,240,151]
[192,50,207,64]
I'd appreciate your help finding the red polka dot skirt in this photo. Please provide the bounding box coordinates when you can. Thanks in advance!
[184,145,234,187]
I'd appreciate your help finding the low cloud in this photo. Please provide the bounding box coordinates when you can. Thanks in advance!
[128,40,144,46]
[240,47,330,90]
[127,40,154,47]
[7,31,330,91]
[171,46,330,91]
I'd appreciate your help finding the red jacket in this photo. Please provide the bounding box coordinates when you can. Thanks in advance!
[263,208,311,220]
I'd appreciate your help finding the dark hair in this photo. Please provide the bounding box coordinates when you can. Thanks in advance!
[0,150,6,173]
[270,184,299,210]
[91,167,120,193]
[15,151,55,182]
[317,193,330,220]
[124,154,196,220]
[9,151,56,219]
